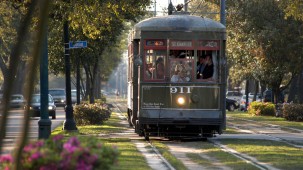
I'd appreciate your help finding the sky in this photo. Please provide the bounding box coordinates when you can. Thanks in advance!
[150,0,186,16]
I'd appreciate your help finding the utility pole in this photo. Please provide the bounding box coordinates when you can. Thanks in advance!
[168,0,174,15]
[184,0,188,12]
[38,2,51,139]
[154,0,157,16]
[220,0,226,26]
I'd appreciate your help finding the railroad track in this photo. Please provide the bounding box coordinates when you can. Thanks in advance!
[112,100,293,170]
[113,102,175,170]
[227,116,303,148]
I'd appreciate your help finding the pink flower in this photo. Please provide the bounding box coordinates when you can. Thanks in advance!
[0,154,13,163]
[30,151,43,161]
[52,135,63,142]
[63,137,80,153]
[67,137,80,146]
[39,164,58,170]
[63,143,78,153]
[76,160,92,170]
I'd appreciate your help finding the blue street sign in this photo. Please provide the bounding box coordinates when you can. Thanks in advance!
[69,41,87,49]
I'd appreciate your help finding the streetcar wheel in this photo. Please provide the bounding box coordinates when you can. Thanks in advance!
[135,120,144,136]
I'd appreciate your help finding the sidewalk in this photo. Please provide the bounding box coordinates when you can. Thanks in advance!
[1,114,64,155]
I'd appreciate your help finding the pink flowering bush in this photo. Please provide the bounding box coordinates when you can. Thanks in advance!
[0,135,119,170]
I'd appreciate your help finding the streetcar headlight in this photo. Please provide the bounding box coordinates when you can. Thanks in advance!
[177,97,186,105]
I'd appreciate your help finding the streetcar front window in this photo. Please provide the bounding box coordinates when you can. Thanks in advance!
[169,50,194,59]
[144,50,166,81]
[170,59,194,83]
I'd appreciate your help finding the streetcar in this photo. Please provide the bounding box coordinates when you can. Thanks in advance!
[127,12,226,140]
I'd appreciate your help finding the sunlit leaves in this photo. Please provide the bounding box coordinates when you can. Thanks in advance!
[225,0,303,90]
[282,0,303,21]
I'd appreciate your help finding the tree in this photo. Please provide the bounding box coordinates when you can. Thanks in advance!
[225,0,303,103]
[281,0,303,21]
[47,0,150,103]
[188,0,220,21]
[0,1,32,94]
[279,0,303,103]
[0,0,150,103]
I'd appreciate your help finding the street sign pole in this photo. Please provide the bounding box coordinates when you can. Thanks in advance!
[63,21,77,131]
[69,41,87,105]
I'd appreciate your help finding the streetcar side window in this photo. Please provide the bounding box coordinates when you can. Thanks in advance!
[196,50,218,81]
[144,50,166,81]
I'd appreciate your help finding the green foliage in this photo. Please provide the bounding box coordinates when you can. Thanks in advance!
[188,0,220,21]
[225,0,303,90]
[281,0,303,21]
[74,103,111,125]
[248,101,275,116]
[283,103,303,121]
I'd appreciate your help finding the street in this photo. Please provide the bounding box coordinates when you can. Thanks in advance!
[1,107,65,155]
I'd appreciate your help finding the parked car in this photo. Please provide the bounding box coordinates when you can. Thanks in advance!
[71,89,82,104]
[226,98,240,111]
[25,94,56,119]
[226,91,242,102]
[262,90,285,103]
[49,89,66,106]
[10,94,25,108]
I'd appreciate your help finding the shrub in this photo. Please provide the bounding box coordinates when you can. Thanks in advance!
[283,103,303,121]
[74,103,111,125]
[248,101,275,116]
[0,135,119,170]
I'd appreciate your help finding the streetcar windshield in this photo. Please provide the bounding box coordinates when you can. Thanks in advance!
[170,59,193,82]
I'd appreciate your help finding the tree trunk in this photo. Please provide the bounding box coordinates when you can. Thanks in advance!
[298,71,303,104]
[94,73,101,99]
[83,64,90,101]
[287,75,298,103]
[245,79,249,110]
[13,61,26,94]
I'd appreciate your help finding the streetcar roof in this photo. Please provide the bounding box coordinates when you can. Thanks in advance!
[134,14,225,32]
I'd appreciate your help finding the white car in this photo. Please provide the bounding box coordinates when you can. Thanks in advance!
[71,89,82,104]
[10,94,25,108]
[226,91,242,102]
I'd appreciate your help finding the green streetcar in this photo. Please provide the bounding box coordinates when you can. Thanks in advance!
[127,13,226,140]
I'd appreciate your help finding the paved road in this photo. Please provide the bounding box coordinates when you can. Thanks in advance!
[1,107,65,155]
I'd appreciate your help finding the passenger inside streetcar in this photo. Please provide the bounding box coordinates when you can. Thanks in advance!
[156,57,164,79]
[196,54,214,80]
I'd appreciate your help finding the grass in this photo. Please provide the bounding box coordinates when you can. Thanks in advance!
[220,139,303,170]
[51,112,150,170]
[185,142,259,170]
[102,138,151,170]
[223,127,246,134]
[228,111,303,131]
[52,112,128,136]
[151,141,187,170]
[186,139,303,170]
[50,103,303,169]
